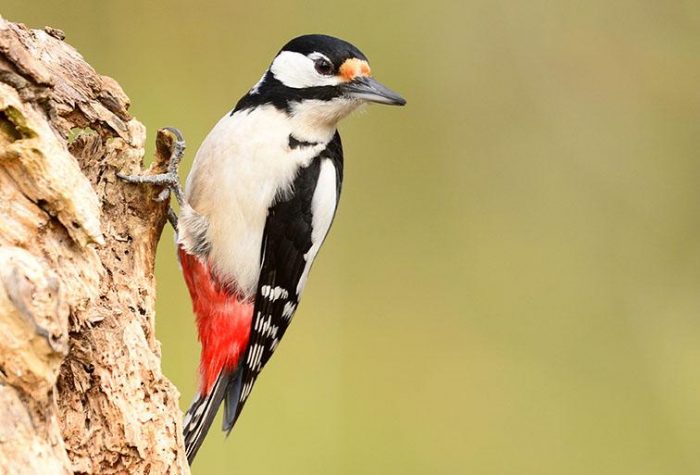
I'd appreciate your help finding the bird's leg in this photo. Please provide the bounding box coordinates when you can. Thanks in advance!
[118,127,186,230]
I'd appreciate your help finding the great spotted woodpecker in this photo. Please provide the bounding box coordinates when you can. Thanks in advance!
[122,34,404,464]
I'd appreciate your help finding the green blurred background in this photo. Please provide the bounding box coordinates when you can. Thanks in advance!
[5,1,700,473]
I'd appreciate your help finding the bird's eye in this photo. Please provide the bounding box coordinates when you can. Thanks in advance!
[314,59,334,76]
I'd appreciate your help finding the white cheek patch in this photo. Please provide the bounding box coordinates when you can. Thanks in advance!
[270,51,343,89]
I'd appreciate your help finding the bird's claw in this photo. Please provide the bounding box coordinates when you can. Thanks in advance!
[117,127,187,230]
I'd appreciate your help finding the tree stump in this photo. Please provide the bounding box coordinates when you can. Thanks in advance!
[0,16,189,474]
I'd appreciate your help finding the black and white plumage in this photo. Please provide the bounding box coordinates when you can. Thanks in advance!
[227,132,344,432]
[175,34,405,464]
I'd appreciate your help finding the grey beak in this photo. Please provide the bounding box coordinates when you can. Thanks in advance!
[342,77,406,106]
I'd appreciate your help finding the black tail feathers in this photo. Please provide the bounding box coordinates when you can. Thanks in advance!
[223,367,244,434]
[183,369,244,465]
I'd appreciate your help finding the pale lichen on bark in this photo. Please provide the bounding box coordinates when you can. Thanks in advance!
[0,15,189,474]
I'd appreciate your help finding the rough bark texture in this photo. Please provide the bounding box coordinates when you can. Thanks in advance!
[0,16,189,474]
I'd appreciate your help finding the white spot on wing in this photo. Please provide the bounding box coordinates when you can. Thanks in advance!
[297,159,337,294]
[272,286,287,300]
[261,285,290,301]
[241,381,253,401]
[282,302,297,320]
[245,348,253,368]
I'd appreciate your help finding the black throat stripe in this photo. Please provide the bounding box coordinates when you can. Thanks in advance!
[288,134,319,149]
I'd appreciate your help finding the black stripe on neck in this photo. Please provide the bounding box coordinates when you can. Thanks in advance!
[232,73,342,115]
[288,135,319,149]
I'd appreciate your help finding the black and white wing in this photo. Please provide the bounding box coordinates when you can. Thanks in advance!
[223,133,344,430]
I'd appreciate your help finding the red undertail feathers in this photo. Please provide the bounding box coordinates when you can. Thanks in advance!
[178,247,253,394]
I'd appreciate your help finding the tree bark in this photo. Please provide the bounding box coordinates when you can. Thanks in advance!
[0,16,189,474]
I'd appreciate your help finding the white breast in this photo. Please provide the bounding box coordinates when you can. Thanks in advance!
[180,105,328,298]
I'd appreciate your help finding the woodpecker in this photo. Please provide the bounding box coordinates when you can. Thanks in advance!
[122,34,404,464]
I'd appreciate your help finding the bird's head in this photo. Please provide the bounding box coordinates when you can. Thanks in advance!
[237,34,405,131]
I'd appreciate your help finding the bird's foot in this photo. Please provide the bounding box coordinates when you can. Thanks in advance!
[118,127,186,230]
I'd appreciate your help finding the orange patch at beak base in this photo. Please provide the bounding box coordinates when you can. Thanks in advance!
[339,58,371,81]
